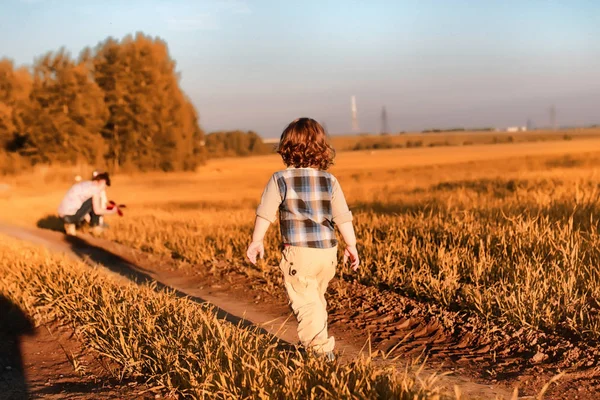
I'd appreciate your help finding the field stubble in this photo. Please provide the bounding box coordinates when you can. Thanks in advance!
[2,140,600,397]
[0,235,459,399]
[92,148,600,372]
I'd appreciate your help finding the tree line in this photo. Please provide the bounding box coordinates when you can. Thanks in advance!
[204,130,274,158]
[1,32,208,173]
[421,127,494,133]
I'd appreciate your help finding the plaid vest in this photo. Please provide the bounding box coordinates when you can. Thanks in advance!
[274,168,337,249]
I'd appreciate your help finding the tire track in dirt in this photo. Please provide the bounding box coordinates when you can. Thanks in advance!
[327,282,501,364]
[327,278,600,399]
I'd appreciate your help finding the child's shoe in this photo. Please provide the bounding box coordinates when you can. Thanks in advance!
[324,351,335,362]
[307,349,336,363]
[64,223,76,236]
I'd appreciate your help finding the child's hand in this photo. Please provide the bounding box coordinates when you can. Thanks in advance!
[246,241,265,265]
[107,207,119,215]
[343,245,360,271]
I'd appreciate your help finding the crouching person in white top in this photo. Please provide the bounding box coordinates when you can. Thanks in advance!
[57,172,116,236]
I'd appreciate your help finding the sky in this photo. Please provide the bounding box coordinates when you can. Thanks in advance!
[1,0,599,137]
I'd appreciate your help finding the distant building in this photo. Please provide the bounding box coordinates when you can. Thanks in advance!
[506,126,527,132]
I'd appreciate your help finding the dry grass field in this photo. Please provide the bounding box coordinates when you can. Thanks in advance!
[2,135,600,398]
[328,127,600,151]
[0,236,450,399]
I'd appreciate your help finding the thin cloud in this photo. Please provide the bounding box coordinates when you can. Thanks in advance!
[216,0,251,14]
[163,0,250,32]
[166,14,219,32]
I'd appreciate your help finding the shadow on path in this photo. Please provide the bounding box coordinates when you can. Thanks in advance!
[63,235,296,352]
[36,214,65,232]
[0,295,35,400]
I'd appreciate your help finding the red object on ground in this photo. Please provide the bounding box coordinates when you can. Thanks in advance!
[107,200,126,216]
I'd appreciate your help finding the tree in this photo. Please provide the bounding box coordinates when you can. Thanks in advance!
[93,32,204,171]
[21,49,108,165]
[0,32,207,173]
[204,130,271,158]
[0,59,32,151]
[180,97,206,170]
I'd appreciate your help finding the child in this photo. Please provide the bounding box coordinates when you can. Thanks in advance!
[246,117,360,360]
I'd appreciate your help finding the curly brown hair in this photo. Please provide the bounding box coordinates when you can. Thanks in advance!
[277,118,335,170]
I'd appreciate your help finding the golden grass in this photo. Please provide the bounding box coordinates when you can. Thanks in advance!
[2,141,600,342]
[328,127,600,152]
[1,139,590,397]
[3,137,600,215]
[0,235,453,399]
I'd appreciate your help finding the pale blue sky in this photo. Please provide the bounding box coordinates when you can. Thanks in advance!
[1,0,599,137]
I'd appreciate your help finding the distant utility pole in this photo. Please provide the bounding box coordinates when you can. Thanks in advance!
[380,106,388,134]
[351,95,359,132]
[549,105,557,130]
[526,118,534,131]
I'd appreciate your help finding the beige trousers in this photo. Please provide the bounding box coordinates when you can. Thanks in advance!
[279,245,338,353]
